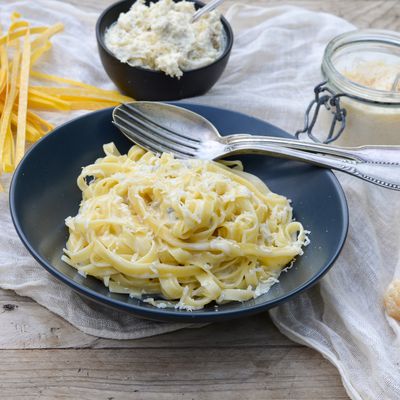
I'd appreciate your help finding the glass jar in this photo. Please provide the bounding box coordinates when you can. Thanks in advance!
[298,29,400,146]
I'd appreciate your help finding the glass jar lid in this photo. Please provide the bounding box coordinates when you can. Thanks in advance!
[322,29,400,105]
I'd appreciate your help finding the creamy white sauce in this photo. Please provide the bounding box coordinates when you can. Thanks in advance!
[104,0,224,78]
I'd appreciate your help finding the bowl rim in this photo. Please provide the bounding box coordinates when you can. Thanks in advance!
[9,105,349,322]
[95,0,234,77]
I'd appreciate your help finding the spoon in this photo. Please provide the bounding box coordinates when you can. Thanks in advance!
[112,102,400,191]
[192,0,225,23]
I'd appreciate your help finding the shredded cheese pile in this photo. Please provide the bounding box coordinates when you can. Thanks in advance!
[0,12,133,190]
[341,60,400,92]
[104,0,224,78]
[63,144,308,310]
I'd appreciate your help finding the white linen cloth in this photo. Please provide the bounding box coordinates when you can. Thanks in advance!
[1,1,399,399]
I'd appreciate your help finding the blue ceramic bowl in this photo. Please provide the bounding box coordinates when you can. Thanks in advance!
[96,0,234,100]
[10,104,348,322]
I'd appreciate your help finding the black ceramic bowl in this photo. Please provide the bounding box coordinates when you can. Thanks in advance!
[10,103,349,323]
[96,0,233,101]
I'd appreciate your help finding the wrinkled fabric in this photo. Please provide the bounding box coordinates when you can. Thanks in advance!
[1,1,399,399]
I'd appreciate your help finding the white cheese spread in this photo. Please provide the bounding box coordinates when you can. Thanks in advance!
[104,0,225,78]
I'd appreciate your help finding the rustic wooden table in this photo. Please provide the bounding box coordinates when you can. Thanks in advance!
[2,0,398,398]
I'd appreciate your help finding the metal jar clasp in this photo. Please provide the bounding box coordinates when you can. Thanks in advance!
[295,81,348,144]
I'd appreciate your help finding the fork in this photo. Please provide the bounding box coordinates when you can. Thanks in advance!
[112,102,400,191]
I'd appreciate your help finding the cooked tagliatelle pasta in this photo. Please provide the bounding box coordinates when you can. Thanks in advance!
[62,143,309,310]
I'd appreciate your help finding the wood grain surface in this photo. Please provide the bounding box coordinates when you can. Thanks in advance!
[3,0,400,398]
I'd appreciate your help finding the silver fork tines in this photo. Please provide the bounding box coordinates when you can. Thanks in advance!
[114,106,198,154]
[113,118,195,158]
[113,105,200,158]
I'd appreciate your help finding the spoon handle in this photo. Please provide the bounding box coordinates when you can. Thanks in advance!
[225,134,400,164]
[224,141,400,191]
[192,0,225,22]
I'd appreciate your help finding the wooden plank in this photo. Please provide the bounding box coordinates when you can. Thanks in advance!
[94,313,293,349]
[0,298,293,349]
[0,300,96,349]
[0,348,349,399]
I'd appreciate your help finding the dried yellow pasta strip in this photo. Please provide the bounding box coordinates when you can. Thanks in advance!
[31,23,64,49]
[30,71,132,99]
[10,112,41,142]
[9,21,28,31]
[3,125,14,172]
[4,100,51,136]
[30,41,52,65]
[28,97,70,111]
[26,110,54,130]
[0,45,20,171]
[34,95,128,109]
[28,110,54,129]
[55,96,125,104]
[30,71,108,90]
[27,87,129,111]
[0,15,25,97]
[0,38,7,95]
[29,86,132,102]
[15,30,31,165]
[10,12,21,22]
[28,88,71,110]
[63,100,124,110]
[0,26,49,46]
[26,130,42,142]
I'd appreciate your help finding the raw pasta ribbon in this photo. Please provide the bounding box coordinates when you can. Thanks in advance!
[0,13,133,191]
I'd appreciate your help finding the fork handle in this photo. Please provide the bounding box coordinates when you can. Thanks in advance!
[224,134,400,164]
[224,141,400,191]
